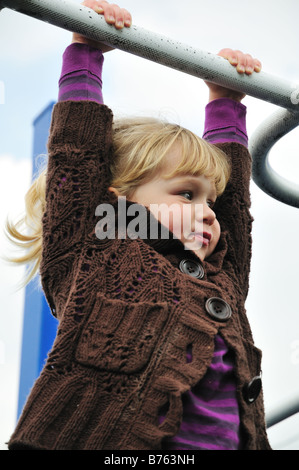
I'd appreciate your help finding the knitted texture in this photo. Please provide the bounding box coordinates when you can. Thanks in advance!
[8,101,271,450]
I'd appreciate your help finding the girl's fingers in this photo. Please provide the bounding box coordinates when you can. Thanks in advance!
[218,48,262,75]
[122,9,132,27]
[254,59,262,73]
[101,3,117,25]
[243,55,262,74]
[234,50,247,74]
[235,51,262,75]
[95,1,132,29]
[217,48,238,66]
[82,0,106,13]
[82,1,132,29]
[111,5,131,29]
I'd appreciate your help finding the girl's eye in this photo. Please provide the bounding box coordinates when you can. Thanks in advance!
[207,199,215,208]
[179,191,193,200]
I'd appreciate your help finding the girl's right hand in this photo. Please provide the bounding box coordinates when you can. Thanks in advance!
[205,48,262,102]
[72,0,132,52]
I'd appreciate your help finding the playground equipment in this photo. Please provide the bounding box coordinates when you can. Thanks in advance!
[1,0,299,433]
[0,0,299,208]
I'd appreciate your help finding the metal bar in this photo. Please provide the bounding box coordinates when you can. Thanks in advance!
[1,0,299,112]
[266,397,299,428]
[1,0,299,207]
[250,108,299,208]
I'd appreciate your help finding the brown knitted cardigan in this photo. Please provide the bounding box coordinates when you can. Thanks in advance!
[8,101,271,450]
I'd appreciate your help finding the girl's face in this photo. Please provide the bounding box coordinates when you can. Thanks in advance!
[129,145,221,261]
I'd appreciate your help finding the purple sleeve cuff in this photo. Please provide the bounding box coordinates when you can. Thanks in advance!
[58,43,104,104]
[203,98,248,147]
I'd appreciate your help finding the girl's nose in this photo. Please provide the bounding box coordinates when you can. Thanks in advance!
[204,203,217,225]
[196,202,216,226]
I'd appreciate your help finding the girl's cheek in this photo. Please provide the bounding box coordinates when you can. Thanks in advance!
[150,204,186,239]
[169,205,189,239]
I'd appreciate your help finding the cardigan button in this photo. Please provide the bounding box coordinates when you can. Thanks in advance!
[179,259,204,279]
[243,376,262,404]
[205,297,232,322]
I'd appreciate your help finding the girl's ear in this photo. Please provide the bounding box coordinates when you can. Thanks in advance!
[108,186,121,197]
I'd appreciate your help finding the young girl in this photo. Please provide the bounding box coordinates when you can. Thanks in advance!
[7,0,270,450]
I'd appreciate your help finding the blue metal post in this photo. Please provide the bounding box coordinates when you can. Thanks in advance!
[17,101,58,418]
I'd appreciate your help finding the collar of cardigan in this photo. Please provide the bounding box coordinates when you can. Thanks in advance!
[111,199,228,276]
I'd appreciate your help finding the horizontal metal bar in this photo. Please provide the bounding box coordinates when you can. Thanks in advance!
[1,0,299,207]
[1,0,299,112]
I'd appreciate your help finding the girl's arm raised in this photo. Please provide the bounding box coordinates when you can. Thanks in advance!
[204,48,262,146]
[41,1,132,316]
[59,1,132,104]
[203,50,262,297]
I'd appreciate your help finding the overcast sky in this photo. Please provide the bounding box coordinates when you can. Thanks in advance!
[0,0,299,450]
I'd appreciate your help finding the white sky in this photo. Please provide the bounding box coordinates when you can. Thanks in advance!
[0,0,299,450]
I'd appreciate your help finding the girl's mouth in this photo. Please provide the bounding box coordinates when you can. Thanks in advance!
[188,232,211,247]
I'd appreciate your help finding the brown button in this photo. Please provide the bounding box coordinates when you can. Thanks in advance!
[205,297,232,322]
[243,376,262,404]
[179,259,204,279]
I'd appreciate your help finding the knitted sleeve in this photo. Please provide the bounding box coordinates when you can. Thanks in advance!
[203,99,252,297]
[214,142,253,298]
[41,101,114,313]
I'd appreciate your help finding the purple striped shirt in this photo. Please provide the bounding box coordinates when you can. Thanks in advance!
[203,97,248,147]
[58,43,104,104]
[58,43,248,450]
[161,335,242,450]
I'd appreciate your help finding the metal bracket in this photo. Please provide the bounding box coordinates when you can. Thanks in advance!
[250,108,299,208]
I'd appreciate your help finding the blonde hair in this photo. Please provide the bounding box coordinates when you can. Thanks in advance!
[110,117,230,197]
[5,168,47,286]
[5,116,230,285]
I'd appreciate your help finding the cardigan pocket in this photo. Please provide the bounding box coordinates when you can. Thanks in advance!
[75,293,169,373]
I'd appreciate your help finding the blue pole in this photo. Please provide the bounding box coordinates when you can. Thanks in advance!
[17,101,58,418]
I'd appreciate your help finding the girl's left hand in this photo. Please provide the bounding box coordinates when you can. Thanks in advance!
[72,0,132,52]
[205,48,262,102]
